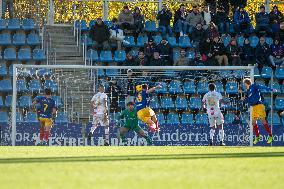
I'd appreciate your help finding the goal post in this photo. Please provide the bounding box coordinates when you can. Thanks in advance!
[11,64,254,146]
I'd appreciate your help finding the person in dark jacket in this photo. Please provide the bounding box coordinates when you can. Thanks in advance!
[207,22,219,41]
[240,38,255,65]
[269,38,284,67]
[210,36,228,66]
[147,51,164,66]
[255,5,271,36]
[233,6,251,34]
[191,23,208,49]
[278,22,284,43]
[157,4,173,36]
[226,38,241,66]
[106,80,122,113]
[133,7,145,37]
[156,37,173,65]
[123,52,139,66]
[135,51,149,66]
[173,4,188,35]
[255,36,272,73]
[144,38,157,59]
[269,5,283,34]
[89,18,110,51]
[214,6,230,35]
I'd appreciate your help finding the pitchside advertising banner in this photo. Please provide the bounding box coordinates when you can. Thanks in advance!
[1,123,284,146]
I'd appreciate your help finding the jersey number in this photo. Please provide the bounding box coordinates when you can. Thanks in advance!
[136,94,142,102]
[43,104,48,112]
[208,97,216,106]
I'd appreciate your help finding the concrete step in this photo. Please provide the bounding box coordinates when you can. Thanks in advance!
[54,46,79,52]
[56,51,82,57]
[53,41,78,46]
[50,35,76,41]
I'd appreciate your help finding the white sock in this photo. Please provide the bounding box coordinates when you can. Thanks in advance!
[105,127,109,143]
[209,129,215,141]
[90,125,98,134]
[219,129,224,141]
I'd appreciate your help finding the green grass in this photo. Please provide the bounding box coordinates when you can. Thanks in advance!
[0,147,284,189]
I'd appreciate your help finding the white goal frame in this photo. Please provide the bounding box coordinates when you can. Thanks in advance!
[11,64,254,146]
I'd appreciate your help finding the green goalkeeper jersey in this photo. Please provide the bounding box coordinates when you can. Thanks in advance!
[119,109,142,132]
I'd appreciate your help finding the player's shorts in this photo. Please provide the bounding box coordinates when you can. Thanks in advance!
[92,114,109,126]
[208,113,224,127]
[137,107,155,123]
[124,124,143,133]
[39,118,53,127]
[252,104,266,120]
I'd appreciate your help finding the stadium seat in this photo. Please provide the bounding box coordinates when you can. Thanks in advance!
[187,51,195,60]
[0,96,4,108]
[0,112,9,123]
[265,37,273,46]
[215,82,224,93]
[164,70,177,78]
[0,33,12,45]
[4,95,12,108]
[282,84,284,94]
[0,79,12,92]
[183,81,196,94]
[275,96,284,111]
[44,80,58,93]
[195,113,208,125]
[86,49,99,62]
[136,35,148,47]
[168,36,178,47]
[13,33,26,46]
[0,63,8,77]
[123,36,135,47]
[55,112,69,123]
[18,48,32,61]
[156,113,165,125]
[16,111,24,123]
[4,48,16,61]
[17,79,28,93]
[28,79,42,93]
[27,33,40,46]
[167,113,180,125]
[149,96,160,109]
[234,70,247,79]
[152,35,162,44]
[240,113,249,124]
[269,81,281,94]
[255,78,265,86]
[168,80,183,94]
[0,19,7,30]
[8,18,21,30]
[106,69,119,77]
[267,112,281,125]
[222,35,231,47]
[172,51,180,62]
[249,36,259,48]
[225,82,238,94]
[18,95,32,108]
[145,21,157,32]
[37,69,52,78]
[33,49,46,61]
[78,20,88,32]
[197,81,208,94]
[254,67,261,78]
[160,97,175,109]
[181,113,194,125]
[89,20,96,28]
[155,82,167,94]
[104,21,113,28]
[275,68,284,79]
[261,67,272,79]
[51,96,64,108]
[114,50,126,63]
[26,112,38,123]
[178,36,191,48]
[81,35,93,47]
[263,96,271,110]
[175,97,188,110]
[224,113,235,124]
[99,51,113,63]
[236,35,244,47]
[189,97,201,110]
[22,19,35,30]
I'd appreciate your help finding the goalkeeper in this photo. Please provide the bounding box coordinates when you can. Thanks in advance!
[118,101,153,145]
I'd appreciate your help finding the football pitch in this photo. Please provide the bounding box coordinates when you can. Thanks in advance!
[0,147,283,189]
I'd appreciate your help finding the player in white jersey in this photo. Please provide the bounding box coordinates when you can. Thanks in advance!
[88,85,110,146]
[202,83,226,146]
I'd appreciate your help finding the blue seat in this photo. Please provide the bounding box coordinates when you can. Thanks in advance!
[37,69,52,78]
[100,51,113,62]
[106,69,119,77]
[261,67,272,79]
[0,19,7,30]
[104,21,113,28]
[89,20,96,28]
[44,80,58,93]
[0,112,9,123]
[195,113,208,125]
[51,96,64,108]
[181,113,194,125]
[270,81,281,94]
[0,79,12,92]
[156,113,165,125]
[0,96,4,108]
[267,112,281,125]
[175,97,188,110]
[240,113,249,124]
[197,81,208,94]
[26,112,38,123]
[4,48,16,60]
[86,49,99,62]
[167,113,180,125]
[282,84,284,94]
[78,20,88,31]
[28,79,42,93]
[16,112,24,123]
[215,82,224,93]
[55,112,69,123]
[164,70,177,78]
[234,70,247,79]
[152,35,162,44]
[18,95,32,108]
[189,97,201,110]
[226,82,238,94]
[155,82,167,94]
[149,96,160,109]
[275,68,284,79]
[160,97,175,109]
[275,96,284,111]
[136,35,148,47]
[263,96,271,110]
[187,51,195,60]
[17,79,28,93]
[0,33,12,45]
[0,63,8,77]
[237,36,244,47]
[27,33,40,46]
[145,21,157,32]
[254,67,261,78]
[183,81,196,94]
[249,36,259,48]
[8,19,21,30]
[5,95,12,108]
[114,50,126,63]
[33,49,46,61]
[222,35,231,47]
[224,113,235,124]
[123,36,135,47]
[178,36,191,48]
[81,35,93,47]
[18,48,32,61]
[168,36,178,47]
[266,37,273,46]
[22,19,35,30]
[168,80,183,94]
[13,33,26,46]
[173,51,180,62]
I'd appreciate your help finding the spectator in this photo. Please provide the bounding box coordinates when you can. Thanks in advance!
[240,38,255,65]
[186,5,204,34]
[269,6,284,34]
[89,18,110,51]
[214,6,230,35]
[147,51,164,66]
[226,38,241,66]
[191,23,208,49]
[205,0,217,13]
[117,69,136,106]
[278,22,284,43]
[230,0,248,12]
[133,7,145,37]
[207,22,219,41]
[173,4,188,36]
[106,80,122,113]
[269,38,284,67]
[2,0,13,18]
[255,36,272,73]
[144,38,157,59]
[201,6,212,29]
[118,5,134,31]
[123,52,139,66]
[210,36,228,66]
[255,5,271,36]
[174,49,190,66]
[156,37,173,65]
[157,4,173,36]
[199,37,215,65]
[233,5,251,34]
[110,18,125,50]
[217,0,230,15]
[135,51,149,66]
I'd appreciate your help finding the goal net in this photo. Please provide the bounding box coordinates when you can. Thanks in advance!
[6,65,255,146]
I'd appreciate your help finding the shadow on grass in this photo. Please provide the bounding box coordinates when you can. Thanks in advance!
[0,152,284,164]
